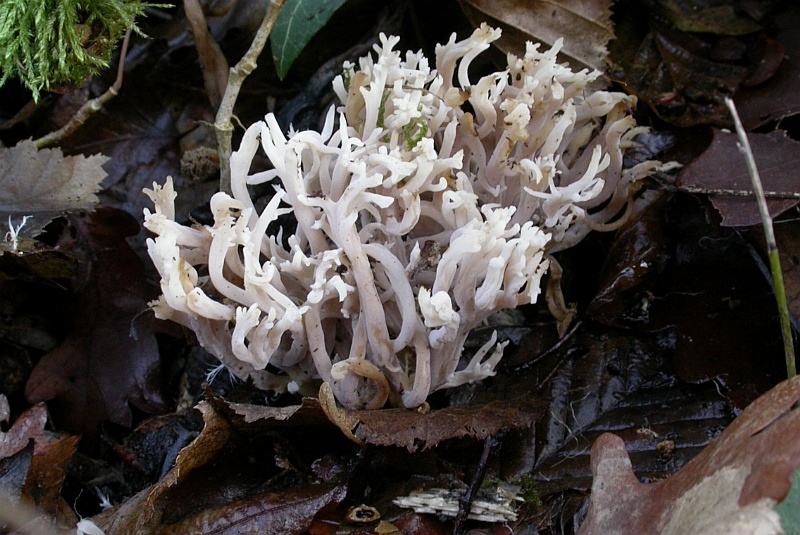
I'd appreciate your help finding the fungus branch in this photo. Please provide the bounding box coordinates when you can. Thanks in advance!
[146,25,671,409]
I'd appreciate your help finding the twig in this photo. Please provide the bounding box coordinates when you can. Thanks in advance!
[724,97,796,378]
[214,0,286,194]
[673,185,800,199]
[453,433,503,535]
[33,30,132,149]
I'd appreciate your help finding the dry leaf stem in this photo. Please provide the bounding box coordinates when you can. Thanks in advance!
[724,97,796,378]
[215,0,285,194]
[33,30,131,150]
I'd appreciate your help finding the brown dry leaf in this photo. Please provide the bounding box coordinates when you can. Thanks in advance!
[0,401,50,459]
[678,129,800,227]
[320,382,542,452]
[25,208,166,438]
[89,401,231,534]
[578,375,800,535]
[458,0,614,74]
[158,483,346,535]
[0,396,80,532]
[0,140,107,253]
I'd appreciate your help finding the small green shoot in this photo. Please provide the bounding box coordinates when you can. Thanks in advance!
[724,97,796,379]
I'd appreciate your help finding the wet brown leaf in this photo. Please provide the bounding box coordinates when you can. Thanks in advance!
[678,129,800,227]
[25,208,166,437]
[736,3,800,129]
[772,222,800,323]
[587,191,672,324]
[579,375,800,534]
[609,0,781,127]
[459,0,614,74]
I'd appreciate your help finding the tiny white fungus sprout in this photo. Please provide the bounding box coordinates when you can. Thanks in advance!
[144,24,669,409]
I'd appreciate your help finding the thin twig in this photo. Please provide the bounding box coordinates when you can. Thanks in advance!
[724,97,796,378]
[33,30,132,149]
[215,0,286,194]
[453,433,503,535]
[674,185,800,199]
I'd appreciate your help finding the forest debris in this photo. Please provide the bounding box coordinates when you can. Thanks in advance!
[578,375,800,535]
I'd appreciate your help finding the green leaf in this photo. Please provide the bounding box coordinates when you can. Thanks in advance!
[270,0,348,80]
[776,467,800,535]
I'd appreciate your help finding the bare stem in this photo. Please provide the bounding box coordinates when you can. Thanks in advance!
[215,0,286,194]
[724,97,796,378]
[34,30,131,149]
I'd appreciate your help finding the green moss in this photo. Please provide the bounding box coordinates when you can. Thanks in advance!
[512,475,542,506]
[0,0,164,100]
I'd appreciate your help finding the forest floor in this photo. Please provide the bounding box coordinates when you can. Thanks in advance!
[1,1,800,534]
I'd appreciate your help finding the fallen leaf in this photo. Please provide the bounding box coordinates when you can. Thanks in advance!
[609,0,781,127]
[0,395,80,532]
[770,222,800,325]
[736,2,800,129]
[0,401,52,458]
[321,381,542,453]
[159,483,346,534]
[0,140,107,253]
[678,129,800,227]
[458,0,614,75]
[25,208,166,438]
[578,375,800,535]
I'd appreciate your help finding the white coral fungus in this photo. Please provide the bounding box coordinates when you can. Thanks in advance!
[144,25,666,409]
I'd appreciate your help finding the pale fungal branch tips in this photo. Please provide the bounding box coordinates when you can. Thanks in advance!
[144,24,667,409]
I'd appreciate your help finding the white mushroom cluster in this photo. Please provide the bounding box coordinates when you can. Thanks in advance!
[144,24,665,409]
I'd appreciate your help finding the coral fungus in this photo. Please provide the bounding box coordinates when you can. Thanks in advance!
[144,24,667,409]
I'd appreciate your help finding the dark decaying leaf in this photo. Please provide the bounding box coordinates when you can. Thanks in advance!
[458,0,614,75]
[586,190,672,323]
[770,222,800,327]
[0,140,107,253]
[579,375,800,535]
[678,129,800,227]
[25,208,166,438]
[736,2,800,129]
[609,0,783,127]
[524,327,732,495]
[85,400,350,534]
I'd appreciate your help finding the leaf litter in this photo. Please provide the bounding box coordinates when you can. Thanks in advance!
[0,1,799,534]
